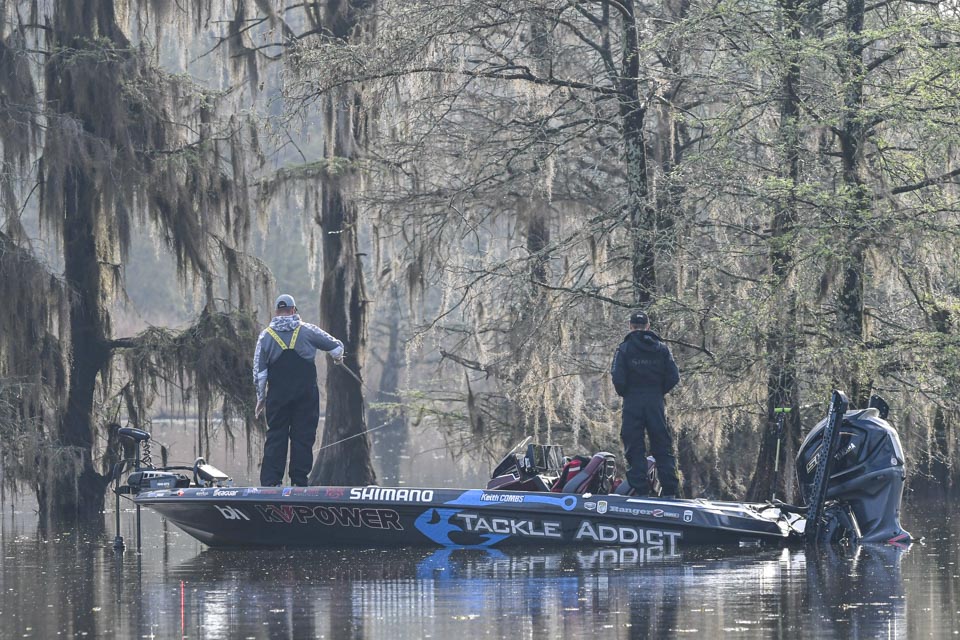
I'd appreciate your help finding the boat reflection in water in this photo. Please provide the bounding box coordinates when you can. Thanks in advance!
[0,506,923,640]
[138,541,908,640]
[804,543,909,638]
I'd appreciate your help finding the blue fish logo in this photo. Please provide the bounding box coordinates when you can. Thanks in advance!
[413,508,509,547]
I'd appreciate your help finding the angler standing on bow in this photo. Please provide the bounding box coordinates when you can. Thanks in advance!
[253,294,344,486]
[611,311,681,497]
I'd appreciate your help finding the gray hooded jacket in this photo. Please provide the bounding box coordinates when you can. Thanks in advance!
[252,314,344,401]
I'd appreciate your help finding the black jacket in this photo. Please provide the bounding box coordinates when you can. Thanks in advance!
[611,330,680,398]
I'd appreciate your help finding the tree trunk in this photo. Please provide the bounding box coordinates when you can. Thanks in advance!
[836,0,871,409]
[527,203,550,285]
[618,3,655,306]
[651,0,690,297]
[306,0,377,486]
[310,181,376,485]
[37,0,129,523]
[45,168,111,522]
[370,287,407,485]
[929,308,956,492]
[747,0,804,503]
[914,307,955,495]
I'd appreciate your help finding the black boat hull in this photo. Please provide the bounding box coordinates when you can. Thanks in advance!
[135,486,799,549]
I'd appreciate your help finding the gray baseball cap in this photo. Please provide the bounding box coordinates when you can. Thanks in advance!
[275,294,296,310]
[630,310,649,326]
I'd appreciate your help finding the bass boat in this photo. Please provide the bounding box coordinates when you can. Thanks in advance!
[114,390,912,550]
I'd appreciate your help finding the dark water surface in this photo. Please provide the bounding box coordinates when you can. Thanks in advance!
[1,498,956,639]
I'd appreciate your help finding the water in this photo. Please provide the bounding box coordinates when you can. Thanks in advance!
[0,499,955,639]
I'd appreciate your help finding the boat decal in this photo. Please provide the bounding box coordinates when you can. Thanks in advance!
[255,504,403,529]
[574,521,682,547]
[414,508,505,547]
[584,502,596,511]
[282,487,293,497]
[596,500,608,515]
[349,487,434,502]
[605,503,681,519]
[324,487,347,498]
[214,505,250,521]
[445,490,577,511]
[454,513,562,539]
[213,489,241,497]
[684,509,693,523]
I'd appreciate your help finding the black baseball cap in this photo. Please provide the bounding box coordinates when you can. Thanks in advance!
[629,311,649,326]
[275,294,296,310]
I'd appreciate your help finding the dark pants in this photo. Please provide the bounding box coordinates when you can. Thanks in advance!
[261,386,320,486]
[621,396,679,495]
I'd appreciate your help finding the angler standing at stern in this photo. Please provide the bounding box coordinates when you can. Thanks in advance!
[254,294,344,486]
[611,311,681,497]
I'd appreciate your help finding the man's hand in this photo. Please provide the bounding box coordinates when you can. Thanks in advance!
[331,352,345,365]
[255,399,265,419]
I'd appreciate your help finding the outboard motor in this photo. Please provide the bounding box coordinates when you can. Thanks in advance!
[796,398,911,544]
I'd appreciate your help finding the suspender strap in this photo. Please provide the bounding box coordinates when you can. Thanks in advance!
[265,325,302,350]
[289,325,301,350]
[265,328,288,350]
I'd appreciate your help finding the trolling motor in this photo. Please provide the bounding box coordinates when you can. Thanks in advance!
[111,427,231,552]
[796,392,911,545]
[111,427,153,552]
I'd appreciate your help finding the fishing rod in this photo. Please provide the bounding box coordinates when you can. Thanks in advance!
[316,356,403,451]
[332,356,373,393]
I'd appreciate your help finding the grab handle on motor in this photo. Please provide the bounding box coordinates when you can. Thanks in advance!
[118,427,151,443]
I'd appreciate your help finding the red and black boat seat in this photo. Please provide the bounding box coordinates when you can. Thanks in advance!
[554,452,616,494]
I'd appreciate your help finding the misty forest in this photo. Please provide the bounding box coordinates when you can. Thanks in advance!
[1,0,958,523]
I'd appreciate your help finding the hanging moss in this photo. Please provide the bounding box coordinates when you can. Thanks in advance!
[119,308,260,454]
[0,1,268,521]
[0,230,67,500]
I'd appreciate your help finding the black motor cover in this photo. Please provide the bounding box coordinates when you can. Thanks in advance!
[127,470,190,491]
[796,408,910,543]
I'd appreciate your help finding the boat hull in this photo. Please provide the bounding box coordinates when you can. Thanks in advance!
[134,486,799,549]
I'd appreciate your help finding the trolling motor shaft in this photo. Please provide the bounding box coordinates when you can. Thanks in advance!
[112,429,151,552]
[771,407,791,502]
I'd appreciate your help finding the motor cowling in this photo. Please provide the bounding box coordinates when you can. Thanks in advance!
[796,408,911,544]
[127,470,190,492]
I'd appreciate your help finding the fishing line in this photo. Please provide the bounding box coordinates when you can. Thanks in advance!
[316,418,397,452]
